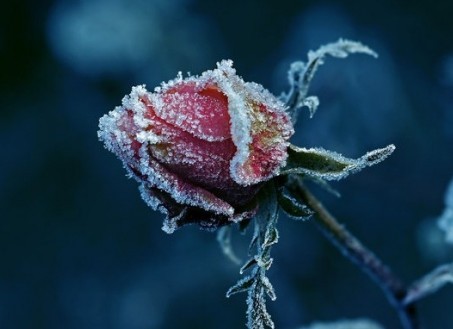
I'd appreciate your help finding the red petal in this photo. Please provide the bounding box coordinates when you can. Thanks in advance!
[135,154,235,217]
[155,83,231,142]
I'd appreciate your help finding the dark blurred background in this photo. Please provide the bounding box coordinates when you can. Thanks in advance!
[1,0,453,328]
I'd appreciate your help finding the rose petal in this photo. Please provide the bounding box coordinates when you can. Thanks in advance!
[137,96,237,189]
[153,83,231,142]
[133,145,235,217]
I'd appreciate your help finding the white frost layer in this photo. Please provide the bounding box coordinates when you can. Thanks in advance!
[213,61,253,185]
[438,176,453,244]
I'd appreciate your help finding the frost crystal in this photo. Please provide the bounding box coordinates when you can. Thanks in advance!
[437,176,453,244]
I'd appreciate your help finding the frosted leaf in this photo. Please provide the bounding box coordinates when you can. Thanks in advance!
[298,319,385,329]
[438,176,453,244]
[246,280,275,329]
[255,257,273,271]
[226,270,257,298]
[263,226,279,248]
[261,275,276,301]
[240,258,258,275]
[277,186,314,220]
[404,262,453,305]
[285,39,377,121]
[282,144,395,180]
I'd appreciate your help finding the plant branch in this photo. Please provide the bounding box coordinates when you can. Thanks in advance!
[291,180,420,329]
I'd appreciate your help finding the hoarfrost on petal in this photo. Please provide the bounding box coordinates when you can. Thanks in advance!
[135,147,235,216]
[156,59,293,186]
[217,69,254,184]
[123,85,151,129]
[136,130,161,144]
[153,84,231,142]
[138,184,165,213]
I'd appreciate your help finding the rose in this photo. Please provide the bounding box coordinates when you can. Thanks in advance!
[98,60,294,233]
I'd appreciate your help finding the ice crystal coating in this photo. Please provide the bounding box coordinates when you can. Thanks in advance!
[282,144,395,180]
[98,60,293,232]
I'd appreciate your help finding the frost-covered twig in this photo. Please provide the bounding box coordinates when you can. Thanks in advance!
[291,179,420,329]
[284,39,377,122]
[226,183,279,329]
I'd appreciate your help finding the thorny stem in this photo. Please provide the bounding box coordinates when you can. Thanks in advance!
[293,182,420,329]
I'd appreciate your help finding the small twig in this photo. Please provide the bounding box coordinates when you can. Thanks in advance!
[292,181,420,329]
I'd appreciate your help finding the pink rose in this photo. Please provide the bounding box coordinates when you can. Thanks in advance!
[98,60,293,233]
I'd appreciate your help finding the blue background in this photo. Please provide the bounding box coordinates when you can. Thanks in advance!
[1,0,453,328]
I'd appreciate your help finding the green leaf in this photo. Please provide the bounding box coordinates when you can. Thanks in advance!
[263,226,279,248]
[226,273,256,298]
[281,144,395,180]
[246,278,275,329]
[261,275,277,301]
[240,257,258,274]
[277,186,314,220]
[255,257,273,270]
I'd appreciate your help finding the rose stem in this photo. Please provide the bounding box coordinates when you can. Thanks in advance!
[293,182,420,329]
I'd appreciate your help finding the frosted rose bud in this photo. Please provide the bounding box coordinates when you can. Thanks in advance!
[98,60,294,233]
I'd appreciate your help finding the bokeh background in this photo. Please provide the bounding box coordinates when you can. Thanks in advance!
[1,0,453,328]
